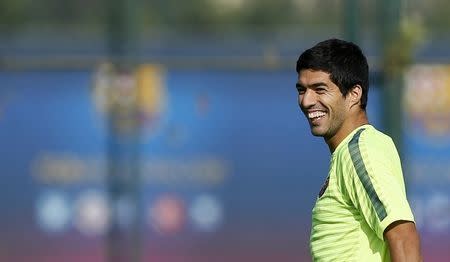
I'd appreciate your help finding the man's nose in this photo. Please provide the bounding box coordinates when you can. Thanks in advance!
[300,89,316,108]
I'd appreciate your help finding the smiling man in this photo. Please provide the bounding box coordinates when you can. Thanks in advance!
[296,39,422,262]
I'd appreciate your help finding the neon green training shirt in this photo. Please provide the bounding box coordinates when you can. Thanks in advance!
[310,125,415,261]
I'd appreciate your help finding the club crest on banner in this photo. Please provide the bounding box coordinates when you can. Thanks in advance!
[405,65,450,145]
[92,63,168,140]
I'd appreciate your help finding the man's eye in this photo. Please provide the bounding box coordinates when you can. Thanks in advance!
[316,88,326,93]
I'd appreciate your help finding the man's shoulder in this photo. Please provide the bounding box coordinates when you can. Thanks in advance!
[336,125,397,159]
[348,125,400,168]
[358,126,396,151]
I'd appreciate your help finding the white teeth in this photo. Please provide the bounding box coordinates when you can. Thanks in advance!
[308,111,326,119]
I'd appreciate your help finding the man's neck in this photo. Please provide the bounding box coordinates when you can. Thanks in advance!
[326,112,369,153]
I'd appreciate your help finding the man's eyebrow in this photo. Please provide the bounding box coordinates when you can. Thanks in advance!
[296,82,328,89]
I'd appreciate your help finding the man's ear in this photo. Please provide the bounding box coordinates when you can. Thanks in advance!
[348,84,363,108]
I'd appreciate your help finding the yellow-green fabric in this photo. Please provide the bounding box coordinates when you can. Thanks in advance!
[310,125,414,261]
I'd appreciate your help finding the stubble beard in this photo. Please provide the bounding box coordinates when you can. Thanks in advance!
[308,113,345,141]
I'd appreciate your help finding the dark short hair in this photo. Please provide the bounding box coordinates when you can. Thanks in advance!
[296,38,369,110]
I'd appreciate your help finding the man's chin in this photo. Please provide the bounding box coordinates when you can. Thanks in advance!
[311,132,324,137]
[310,127,325,137]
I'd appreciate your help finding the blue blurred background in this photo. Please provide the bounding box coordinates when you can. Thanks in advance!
[0,0,449,261]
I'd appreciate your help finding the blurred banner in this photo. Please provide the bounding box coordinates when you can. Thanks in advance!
[1,65,449,262]
[404,64,450,261]
[0,67,334,261]
[1,0,450,261]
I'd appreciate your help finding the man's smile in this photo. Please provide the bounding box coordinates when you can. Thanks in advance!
[306,110,327,125]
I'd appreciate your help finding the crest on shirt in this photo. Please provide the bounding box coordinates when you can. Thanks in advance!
[318,176,329,198]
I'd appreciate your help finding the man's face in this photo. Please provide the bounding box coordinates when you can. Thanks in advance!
[296,69,350,139]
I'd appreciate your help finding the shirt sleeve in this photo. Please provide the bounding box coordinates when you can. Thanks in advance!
[342,130,415,240]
